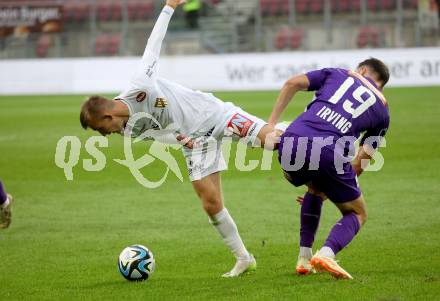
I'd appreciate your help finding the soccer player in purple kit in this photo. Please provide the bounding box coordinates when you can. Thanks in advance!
[0,180,14,229]
[268,58,390,279]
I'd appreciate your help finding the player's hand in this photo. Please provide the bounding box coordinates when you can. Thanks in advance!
[351,161,363,176]
[176,134,198,149]
[262,129,281,150]
[166,0,186,9]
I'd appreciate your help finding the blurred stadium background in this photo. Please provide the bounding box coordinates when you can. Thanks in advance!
[0,0,439,58]
[0,0,439,95]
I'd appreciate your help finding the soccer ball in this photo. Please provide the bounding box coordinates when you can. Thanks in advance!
[118,245,155,281]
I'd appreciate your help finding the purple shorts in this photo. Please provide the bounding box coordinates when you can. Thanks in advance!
[278,134,361,203]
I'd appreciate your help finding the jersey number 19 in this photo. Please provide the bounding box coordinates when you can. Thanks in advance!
[328,77,377,118]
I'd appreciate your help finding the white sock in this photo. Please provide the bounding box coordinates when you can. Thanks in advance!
[209,208,250,260]
[299,247,313,259]
[1,197,9,208]
[318,246,335,258]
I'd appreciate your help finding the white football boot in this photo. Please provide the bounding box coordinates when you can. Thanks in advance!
[222,254,257,278]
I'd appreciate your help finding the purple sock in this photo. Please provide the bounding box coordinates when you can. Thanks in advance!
[300,193,323,247]
[324,213,361,255]
[0,181,7,205]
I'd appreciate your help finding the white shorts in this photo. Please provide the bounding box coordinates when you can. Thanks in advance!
[182,108,267,181]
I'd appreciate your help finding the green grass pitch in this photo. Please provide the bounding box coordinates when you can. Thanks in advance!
[0,87,439,300]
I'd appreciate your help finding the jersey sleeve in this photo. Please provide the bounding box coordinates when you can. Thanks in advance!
[306,68,332,91]
[359,115,390,150]
[130,6,174,88]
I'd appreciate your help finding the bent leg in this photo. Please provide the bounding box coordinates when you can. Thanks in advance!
[192,171,224,217]
[295,186,324,275]
[192,172,253,266]
[192,172,255,276]
[321,194,367,257]
[299,188,324,254]
[310,195,366,279]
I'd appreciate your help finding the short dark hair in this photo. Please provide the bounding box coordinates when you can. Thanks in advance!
[80,95,112,129]
[357,57,390,88]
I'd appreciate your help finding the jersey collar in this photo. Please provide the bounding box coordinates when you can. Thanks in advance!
[349,70,387,106]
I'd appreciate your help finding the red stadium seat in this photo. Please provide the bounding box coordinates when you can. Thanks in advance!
[107,35,121,55]
[95,34,121,56]
[36,34,52,58]
[289,28,304,49]
[127,1,139,19]
[404,0,419,9]
[357,26,382,48]
[369,27,380,47]
[295,0,308,14]
[367,0,378,11]
[338,0,351,12]
[97,2,112,21]
[357,27,370,48]
[267,0,277,15]
[74,3,90,22]
[63,1,90,23]
[127,0,154,20]
[260,0,270,16]
[62,2,75,22]
[95,35,108,55]
[352,0,361,12]
[310,0,323,14]
[330,0,339,12]
[275,30,288,49]
[267,0,280,16]
[138,1,154,19]
[281,0,290,15]
[259,0,269,16]
[382,0,396,10]
[111,2,122,21]
[275,28,304,50]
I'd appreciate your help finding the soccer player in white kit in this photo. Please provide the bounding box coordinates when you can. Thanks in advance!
[80,0,279,277]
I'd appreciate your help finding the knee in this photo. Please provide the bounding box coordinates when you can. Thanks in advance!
[307,186,326,199]
[200,194,222,216]
[357,211,367,226]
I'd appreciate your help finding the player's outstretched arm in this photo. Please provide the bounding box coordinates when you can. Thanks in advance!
[140,0,185,74]
[268,74,309,126]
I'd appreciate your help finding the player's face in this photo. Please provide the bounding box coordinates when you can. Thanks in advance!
[91,116,125,136]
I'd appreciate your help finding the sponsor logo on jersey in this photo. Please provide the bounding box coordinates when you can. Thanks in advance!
[154,98,168,108]
[136,92,147,102]
[247,124,256,137]
[227,113,255,137]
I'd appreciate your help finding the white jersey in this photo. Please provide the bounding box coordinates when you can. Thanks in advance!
[115,6,234,141]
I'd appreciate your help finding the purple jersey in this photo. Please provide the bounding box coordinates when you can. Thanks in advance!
[284,68,390,153]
